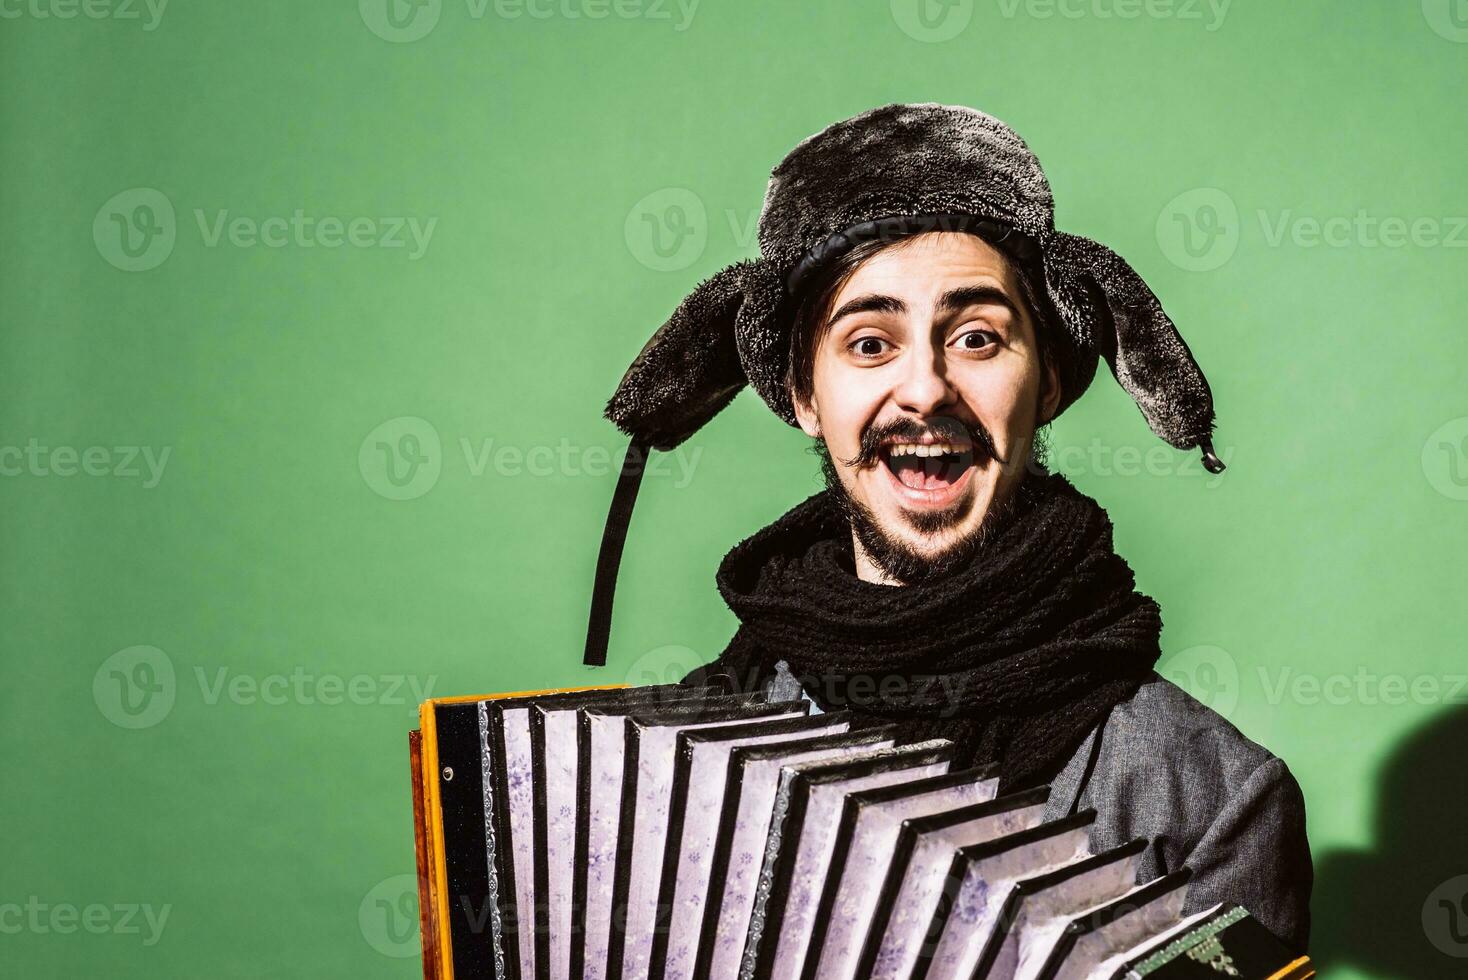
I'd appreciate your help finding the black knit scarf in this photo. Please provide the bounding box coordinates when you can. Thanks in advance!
[708,470,1163,788]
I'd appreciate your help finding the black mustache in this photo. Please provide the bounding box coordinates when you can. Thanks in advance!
[840,415,1006,470]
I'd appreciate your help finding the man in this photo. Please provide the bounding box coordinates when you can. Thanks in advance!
[584,104,1312,952]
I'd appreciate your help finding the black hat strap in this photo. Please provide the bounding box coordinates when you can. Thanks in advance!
[582,436,651,668]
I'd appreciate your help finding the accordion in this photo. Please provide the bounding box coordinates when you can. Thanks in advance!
[408,683,1313,980]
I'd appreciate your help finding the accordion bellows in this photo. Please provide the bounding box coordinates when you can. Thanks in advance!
[409,684,1313,980]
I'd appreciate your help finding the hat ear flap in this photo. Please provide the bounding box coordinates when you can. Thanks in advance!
[587,260,761,668]
[1047,232,1220,460]
[732,257,798,427]
[604,260,760,451]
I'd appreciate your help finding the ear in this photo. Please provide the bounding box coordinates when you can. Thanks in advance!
[604,260,763,451]
[792,385,821,438]
[1037,352,1062,426]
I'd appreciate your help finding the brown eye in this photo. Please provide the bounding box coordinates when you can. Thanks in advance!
[955,330,997,351]
[850,336,890,358]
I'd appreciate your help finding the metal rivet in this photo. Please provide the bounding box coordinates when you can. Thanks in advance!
[442,766,454,782]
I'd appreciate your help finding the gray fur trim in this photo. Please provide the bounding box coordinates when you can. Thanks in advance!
[758,103,1056,269]
[606,103,1219,454]
[1046,232,1217,447]
[603,260,755,450]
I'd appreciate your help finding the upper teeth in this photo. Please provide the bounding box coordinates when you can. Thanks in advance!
[888,443,959,457]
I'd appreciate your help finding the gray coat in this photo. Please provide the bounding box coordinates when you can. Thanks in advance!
[760,663,1313,954]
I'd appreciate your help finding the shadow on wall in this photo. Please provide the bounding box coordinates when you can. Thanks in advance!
[1312,704,1468,976]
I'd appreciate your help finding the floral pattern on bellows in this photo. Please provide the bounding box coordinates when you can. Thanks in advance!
[579,713,627,980]
[869,803,1045,980]
[663,718,851,980]
[709,739,901,980]
[770,761,949,980]
[923,827,1091,980]
[501,710,538,980]
[543,709,583,979]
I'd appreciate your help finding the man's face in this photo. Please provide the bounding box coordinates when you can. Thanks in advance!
[793,231,1060,583]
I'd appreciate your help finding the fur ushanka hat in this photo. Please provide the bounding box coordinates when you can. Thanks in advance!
[583,102,1223,667]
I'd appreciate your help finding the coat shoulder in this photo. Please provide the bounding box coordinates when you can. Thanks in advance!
[1106,671,1285,792]
[1069,671,1307,875]
[1084,673,1313,953]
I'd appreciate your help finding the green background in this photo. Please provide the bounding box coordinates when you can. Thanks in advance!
[2,1,1465,976]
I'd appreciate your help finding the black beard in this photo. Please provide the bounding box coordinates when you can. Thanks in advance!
[813,426,1050,586]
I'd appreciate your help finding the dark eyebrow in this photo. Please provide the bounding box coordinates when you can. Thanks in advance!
[825,284,1021,330]
[826,293,906,327]
[935,284,1022,321]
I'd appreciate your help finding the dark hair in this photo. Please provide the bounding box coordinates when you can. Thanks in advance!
[785,230,1058,420]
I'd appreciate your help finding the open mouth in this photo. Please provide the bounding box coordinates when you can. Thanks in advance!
[879,441,976,498]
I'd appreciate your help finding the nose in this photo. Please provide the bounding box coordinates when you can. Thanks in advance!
[891,339,958,417]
